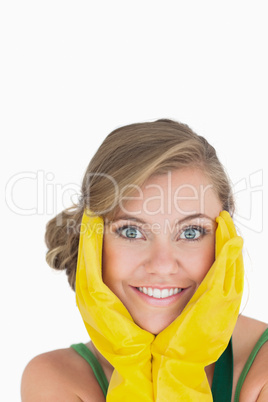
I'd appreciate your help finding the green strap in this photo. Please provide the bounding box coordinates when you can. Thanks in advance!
[234,328,268,402]
[72,341,234,401]
[71,339,233,401]
[211,338,233,401]
[71,329,268,400]
[71,343,109,396]
[72,341,233,400]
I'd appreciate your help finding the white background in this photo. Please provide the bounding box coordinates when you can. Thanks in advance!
[1,1,267,400]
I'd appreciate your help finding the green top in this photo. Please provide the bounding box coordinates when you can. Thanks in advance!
[234,327,268,401]
[71,343,109,396]
[211,337,233,401]
[71,328,268,400]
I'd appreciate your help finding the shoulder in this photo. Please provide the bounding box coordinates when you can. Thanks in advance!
[232,315,268,401]
[21,346,106,402]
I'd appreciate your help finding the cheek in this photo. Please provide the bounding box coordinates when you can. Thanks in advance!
[184,240,215,283]
[102,241,116,287]
[102,238,131,289]
[200,246,215,279]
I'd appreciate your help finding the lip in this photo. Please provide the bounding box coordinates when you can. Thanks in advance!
[134,285,182,290]
[130,285,189,307]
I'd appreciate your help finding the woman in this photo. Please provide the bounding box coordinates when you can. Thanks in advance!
[21,119,268,401]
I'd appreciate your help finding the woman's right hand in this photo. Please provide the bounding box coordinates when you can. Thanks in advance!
[76,212,155,401]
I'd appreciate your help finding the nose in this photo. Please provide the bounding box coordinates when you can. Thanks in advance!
[144,240,179,275]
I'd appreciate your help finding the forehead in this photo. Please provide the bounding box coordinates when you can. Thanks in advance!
[117,168,222,220]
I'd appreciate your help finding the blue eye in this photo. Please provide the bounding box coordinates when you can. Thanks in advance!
[180,226,204,240]
[118,226,143,239]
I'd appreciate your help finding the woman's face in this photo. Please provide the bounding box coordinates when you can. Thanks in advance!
[102,168,222,334]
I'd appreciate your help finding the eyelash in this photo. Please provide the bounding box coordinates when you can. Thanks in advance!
[115,225,207,242]
[178,225,207,242]
[115,225,144,241]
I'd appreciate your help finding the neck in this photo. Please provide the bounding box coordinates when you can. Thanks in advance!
[86,340,114,382]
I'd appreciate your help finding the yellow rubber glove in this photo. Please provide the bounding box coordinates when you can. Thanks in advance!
[151,211,244,401]
[75,212,155,401]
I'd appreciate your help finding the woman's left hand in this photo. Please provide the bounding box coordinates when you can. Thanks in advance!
[151,211,244,401]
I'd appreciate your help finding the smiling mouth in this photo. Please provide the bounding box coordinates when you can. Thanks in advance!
[136,287,183,299]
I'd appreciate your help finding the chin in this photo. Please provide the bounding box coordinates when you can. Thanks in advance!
[135,316,177,335]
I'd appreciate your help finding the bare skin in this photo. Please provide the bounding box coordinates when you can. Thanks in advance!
[21,170,268,400]
[21,315,268,401]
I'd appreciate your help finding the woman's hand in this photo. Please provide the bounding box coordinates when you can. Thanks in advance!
[75,213,155,401]
[151,211,244,401]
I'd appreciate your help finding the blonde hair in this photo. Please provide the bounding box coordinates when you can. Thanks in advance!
[45,119,234,290]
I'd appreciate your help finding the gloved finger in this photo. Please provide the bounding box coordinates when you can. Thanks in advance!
[215,212,232,257]
[217,236,244,296]
[234,252,244,294]
[219,210,237,237]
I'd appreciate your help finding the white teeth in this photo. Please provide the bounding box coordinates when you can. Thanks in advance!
[137,287,182,299]
[161,289,169,298]
[153,289,161,298]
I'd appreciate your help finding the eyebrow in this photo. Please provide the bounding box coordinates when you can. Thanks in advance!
[111,213,215,225]
[176,213,215,225]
